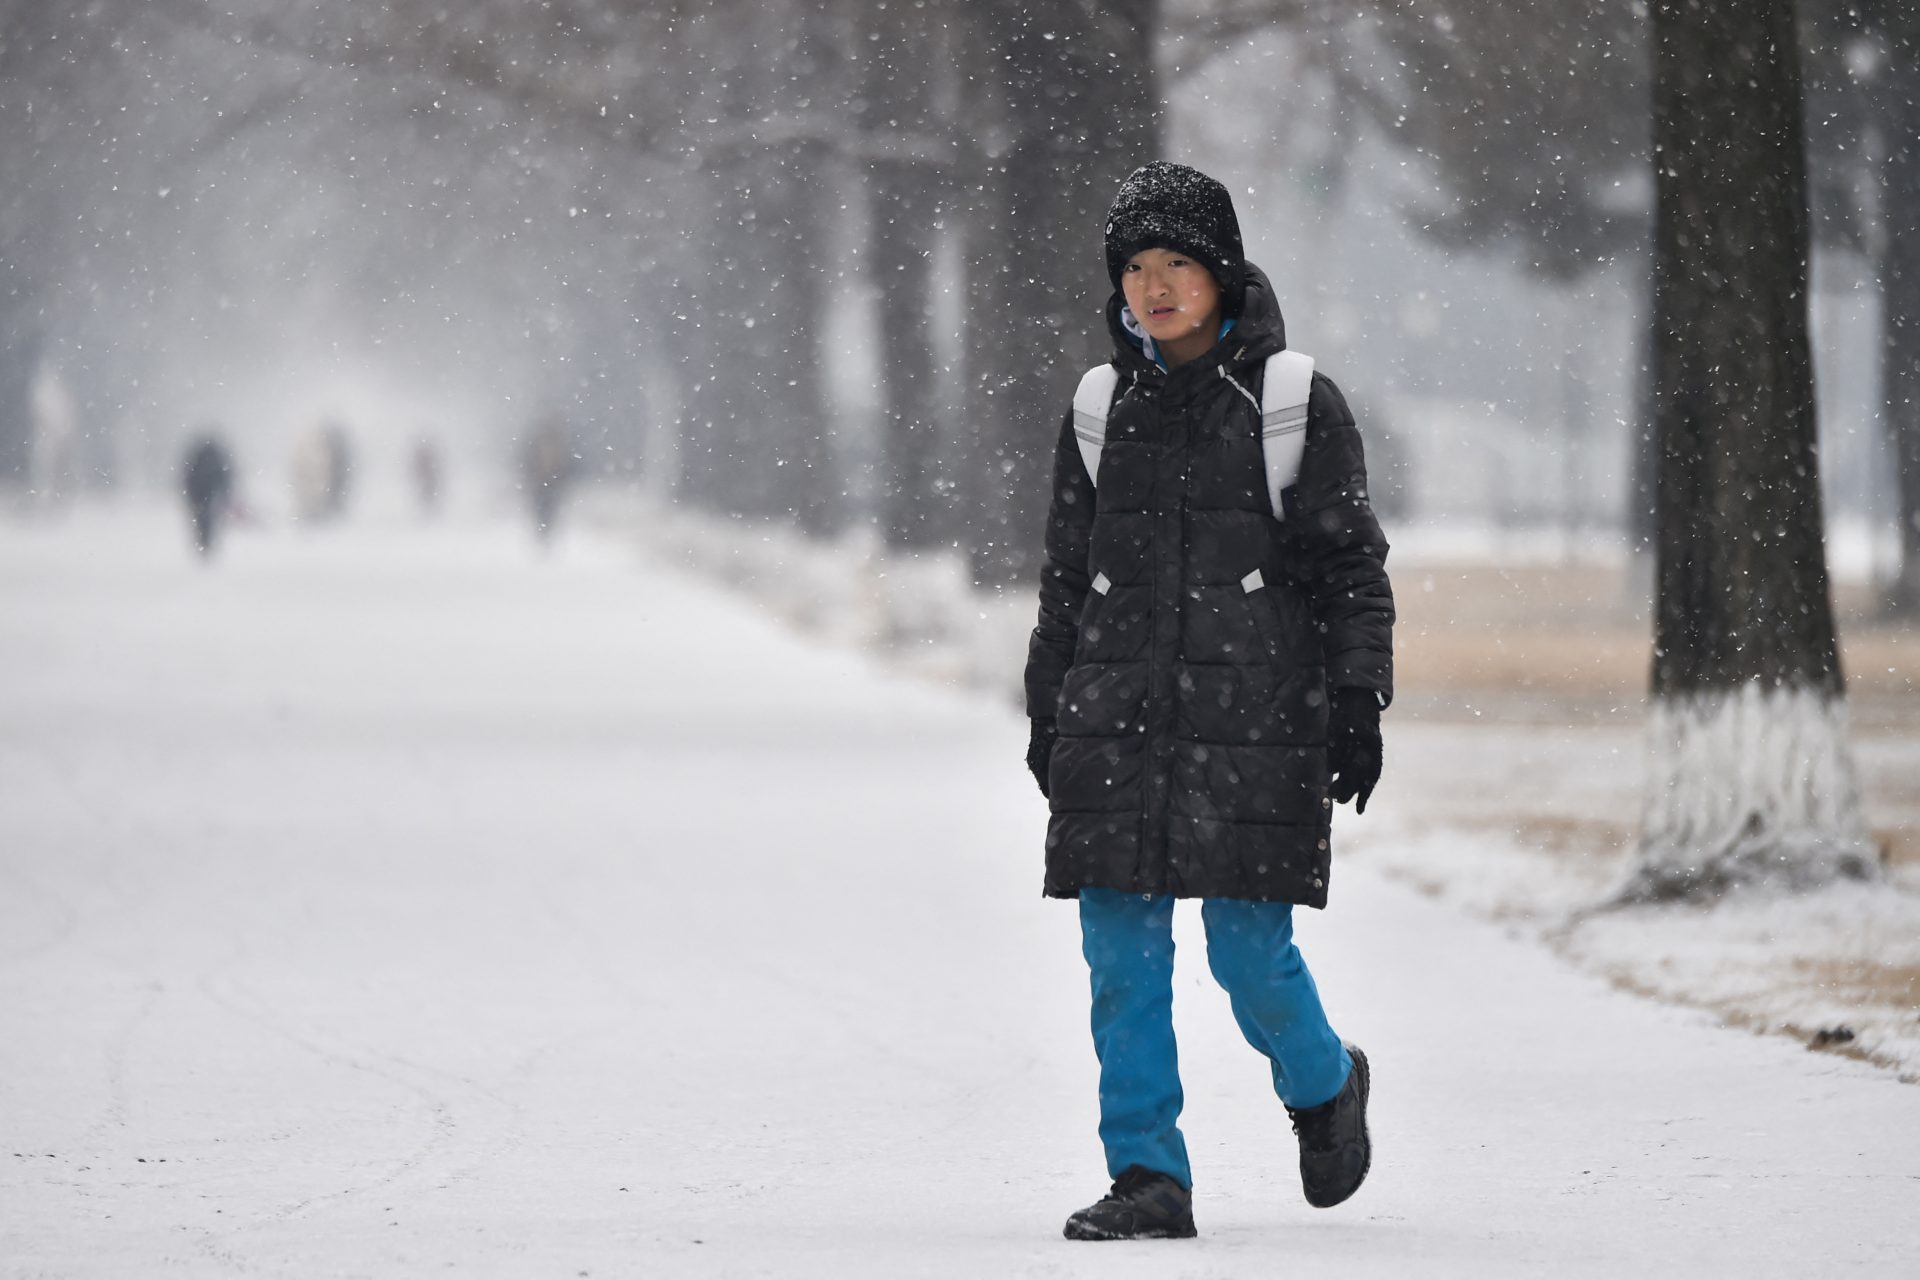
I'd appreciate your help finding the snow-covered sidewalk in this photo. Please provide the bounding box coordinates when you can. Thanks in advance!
[3,504,1916,1277]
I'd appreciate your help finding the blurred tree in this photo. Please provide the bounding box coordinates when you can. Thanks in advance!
[14,0,1167,570]
[1379,1,1649,545]
[0,4,51,485]
[1362,1,1650,280]
[1175,1,1652,543]
[677,0,841,532]
[133,0,797,515]
[860,0,961,552]
[1875,4,1920,614]
[0,5,121,487]
[1804,1,1920,614]
[2,1,318,491]
[1619,0,1874,903]
[957,0,1161,585]
[1358,1,1650,547]
[1197,1,1917,587]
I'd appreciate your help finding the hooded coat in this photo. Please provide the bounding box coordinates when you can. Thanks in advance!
[1024,264,1394,907]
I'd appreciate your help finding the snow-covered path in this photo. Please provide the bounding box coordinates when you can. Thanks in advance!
[3,506,1915,1278]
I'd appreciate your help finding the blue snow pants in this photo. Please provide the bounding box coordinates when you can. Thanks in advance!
[1079,888,1352,1190]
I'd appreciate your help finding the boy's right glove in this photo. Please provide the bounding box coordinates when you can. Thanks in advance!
[1327,688,1383,814]
[1027,717,1058,799]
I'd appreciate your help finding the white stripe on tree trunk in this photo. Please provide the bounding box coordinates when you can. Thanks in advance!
[1613,682,1878,903]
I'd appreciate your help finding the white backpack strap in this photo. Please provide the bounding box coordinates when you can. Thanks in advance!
[1071,364,1121,488]
[1259,350,1314,514]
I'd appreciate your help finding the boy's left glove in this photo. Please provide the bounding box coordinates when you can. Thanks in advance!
[1327,688,1383,814]
[1027,718,1057,799]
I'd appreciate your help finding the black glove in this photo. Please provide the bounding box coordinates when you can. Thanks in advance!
[1027,718,1058,799]
[1327,688,1383,814]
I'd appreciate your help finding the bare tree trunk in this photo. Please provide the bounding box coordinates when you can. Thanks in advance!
[1625,277,1660,620]
[861,3,950,549]
[1621,0,1875,904]
[773,137,839,535]
[706,146,804,523]
[963,0,1160,587]
[954,144,1019,576]
[0,3,73,487]
[672,0,840,527]
[1878,6,1920,614]
[661,202,732,512]
[870,157,945,546]
[669,160,748,516]
[0,313,37,485]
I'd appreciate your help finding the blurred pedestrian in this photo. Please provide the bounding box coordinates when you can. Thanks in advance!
[411,436,443,517]
[181,432,234,559]
[1024,162,1395,1240]
[520,416,576,544]
[28,367,80,512]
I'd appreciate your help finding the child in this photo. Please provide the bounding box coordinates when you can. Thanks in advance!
[1023,161,1394,1240]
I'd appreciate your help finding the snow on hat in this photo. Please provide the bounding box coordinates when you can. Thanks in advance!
[1104,161,1246,314]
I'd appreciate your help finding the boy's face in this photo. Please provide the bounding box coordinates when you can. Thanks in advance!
[1121,247,1223,350]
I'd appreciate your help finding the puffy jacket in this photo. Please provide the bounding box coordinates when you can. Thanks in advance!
[1023,264,1394,907]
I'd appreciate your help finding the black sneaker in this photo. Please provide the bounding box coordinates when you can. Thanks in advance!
[1062,1166,1197,1241]
[1285,1044,1371,1208]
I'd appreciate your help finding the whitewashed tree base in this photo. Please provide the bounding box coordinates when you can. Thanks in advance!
[1613,682,1880,904]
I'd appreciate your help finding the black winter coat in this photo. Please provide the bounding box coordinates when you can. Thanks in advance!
[1023,265,1394,907]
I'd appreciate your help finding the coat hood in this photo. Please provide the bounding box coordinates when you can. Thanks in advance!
[1104,261,1288,377]
[1103,161,1247,312]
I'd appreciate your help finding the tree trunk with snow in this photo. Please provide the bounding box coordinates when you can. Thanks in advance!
[1624,0,1877,903]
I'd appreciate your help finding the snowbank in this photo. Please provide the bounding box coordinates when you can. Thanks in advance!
[1351,783,1920,1079]
[615,497,1035,700]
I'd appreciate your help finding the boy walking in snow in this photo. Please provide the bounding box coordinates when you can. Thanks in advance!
[1024,161,1394,1240]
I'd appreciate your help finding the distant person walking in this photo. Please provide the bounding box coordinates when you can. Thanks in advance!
[520,417,576,544]
[181,433,234,559]
[410,436,443,517]
[1024,162,1395,1240]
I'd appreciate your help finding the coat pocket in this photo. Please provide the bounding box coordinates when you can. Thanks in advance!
[1073,570,1111,661]
[1055,659,1148,738]
[1238,567,1285,664]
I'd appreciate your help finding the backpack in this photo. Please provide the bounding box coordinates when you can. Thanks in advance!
[1070,350,1314,517]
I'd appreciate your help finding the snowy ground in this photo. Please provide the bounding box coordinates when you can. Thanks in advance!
[4,500,1918,1277]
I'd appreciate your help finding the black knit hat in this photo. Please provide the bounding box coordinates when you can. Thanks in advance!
[1104,161,1245,315]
